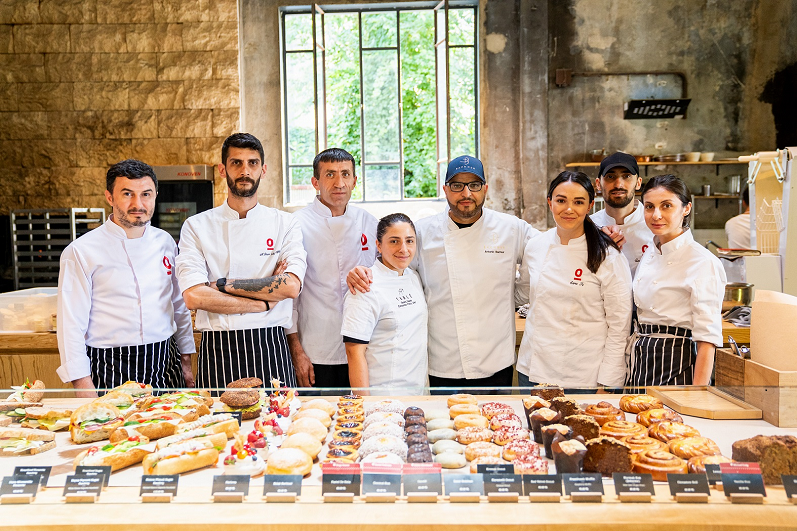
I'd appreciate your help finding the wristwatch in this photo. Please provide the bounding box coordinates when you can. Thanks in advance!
[216,277,228,293]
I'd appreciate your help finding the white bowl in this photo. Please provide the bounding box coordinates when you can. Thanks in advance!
[700,152,715,162]
[685,152,701,162]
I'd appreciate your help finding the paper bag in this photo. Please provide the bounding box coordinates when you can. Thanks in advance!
[750,290,797,371]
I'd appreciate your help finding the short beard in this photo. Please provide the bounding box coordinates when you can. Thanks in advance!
[604,192,635,209]
[227,176,260,198]
[448,198,484,221]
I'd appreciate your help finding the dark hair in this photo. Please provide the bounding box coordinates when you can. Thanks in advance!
[376,213,416,243]
[221,133,264,165]
[547,171,618,274]
[742,187,749,205]
[106,159,158,193]
[313,148,356,179]
[641,174,692,228]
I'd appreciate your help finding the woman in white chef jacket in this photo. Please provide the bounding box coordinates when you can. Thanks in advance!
[516,171,633,390]
[628,175,726,387]
[341,213,428,395]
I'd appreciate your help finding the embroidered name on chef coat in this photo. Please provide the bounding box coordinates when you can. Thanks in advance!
[484,231,506,254]
[259,237,282,257]
[396,288,417,309]
[569,268,585,287]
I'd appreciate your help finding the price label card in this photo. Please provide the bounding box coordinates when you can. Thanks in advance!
[362,473,401,495]
[212,475,250,496]
[704,463,723,486]
[476,463,514,475]
[13,466,51,488]
[782,475,797,499]
[523,474,562,495]
[720,462,761,474]
[62,475,103,497]
[668,474,710,496]
[74,466,111,489]
[561,473,604,495]
[322,474,361,496]
[613,473,655,495]
[0,476,39,497]
[721,474,766,498]
[403,473,442,495]
[140,475,179,496]
[263,475,302,496]
[444,474,484,495]
[483,474,523,495]
[229,411,243,426]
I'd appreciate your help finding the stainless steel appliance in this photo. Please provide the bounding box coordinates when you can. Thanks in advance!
[151,165,215,243]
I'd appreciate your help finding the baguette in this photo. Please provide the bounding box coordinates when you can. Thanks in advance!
[113,381,153,397]
[142,440,219,475]
[134,397,211,418]
[95,390,136,416]
[0,427,56,455]
[70,402,125,444]
[126,408,200,424]
[159,390,214,408]
[73,435,152,471]
[156,428,228,451]
[176,413,239,439]
[2,379,46,404]
[109,417,182,443]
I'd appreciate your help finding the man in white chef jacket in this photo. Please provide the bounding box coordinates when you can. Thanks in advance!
[57,159,196,398]
[286,148,377,391]
[590,152,653,276]
[349,156,537,393]
[725,187,751,249]
[176,133,307,389]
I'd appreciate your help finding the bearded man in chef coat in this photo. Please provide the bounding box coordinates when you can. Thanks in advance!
[176,133,307,389]
[286,148,377,391]
[57,159,196,398]
[349,155,538,393]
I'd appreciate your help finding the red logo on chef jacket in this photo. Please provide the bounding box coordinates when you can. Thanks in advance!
[570,268,584,286]
[361,234,369,251]
[163,256,172,275]
[266,238,274,251]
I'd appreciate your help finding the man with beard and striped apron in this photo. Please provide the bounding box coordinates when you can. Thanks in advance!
[57,160,195,398]
[176,133,307,390]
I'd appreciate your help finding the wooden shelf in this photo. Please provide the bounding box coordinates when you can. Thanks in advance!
[566,160,747,167]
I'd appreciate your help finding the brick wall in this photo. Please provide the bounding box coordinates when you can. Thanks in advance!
[0,0,240,214]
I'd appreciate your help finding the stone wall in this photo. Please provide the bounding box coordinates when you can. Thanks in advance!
[0,0,240,214]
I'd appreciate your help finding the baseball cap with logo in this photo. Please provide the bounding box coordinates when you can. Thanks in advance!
[599,152,639,178]
[445,155,485,183]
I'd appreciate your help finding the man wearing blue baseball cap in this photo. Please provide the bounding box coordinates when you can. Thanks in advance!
[348,155,539,393]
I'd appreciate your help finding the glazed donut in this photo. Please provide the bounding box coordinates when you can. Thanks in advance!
[620,434,668,456]
[287,417,328,441]
[428,428,457,443]
[455,427,494,445]
[512,454,549,475]
[449,404,480,418]
[267,448,313,476]
[434,452,466,469]
[280,432,323,459]
[407,449,433,463]
[480,402,515,420]
[668,437,722,459]
[363,412,405,429]
[502,439,540,461]
[635,408,684,427]
[405,415,427,427]
[301,398,336,417]
[326,447,360,461]
[687,454,733,474]
[424,410,450,422]
[427,418,455,431]
[432,440,464,455]
[493,427,530,446]
[403,406,424,418]
[582,401,625,426]
[619,394,664,414]
[648,421,700,443]
[405,424,427,437]
[469,456,508,473]
[489,413,523,431]
[453,414,489,430]
[464,441,502,461]
[631,449,687,481]
[447,394,478,408]
[293,408,332,428]
[405,433,428,447]
[599,420,647,440]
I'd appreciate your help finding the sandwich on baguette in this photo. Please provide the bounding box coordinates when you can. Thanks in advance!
[0,427,55,455]
[142,439,220,475]
[73,435,153,471]
[156,428,228,451]
[109,415,183,443]
[4,379,45,404]
[133,396,211,418]
[113,381,153,397]
[94,390,136,416]
[20,407,73,431]
[158,390,214,408]
[176,413,239,439]
[70,402,125,444]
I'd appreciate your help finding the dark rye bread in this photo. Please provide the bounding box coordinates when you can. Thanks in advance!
[583,436,633,476]
[550,397,583,419]
[564,414,600,441]
[529,383,565,403]
[732,435,797,485]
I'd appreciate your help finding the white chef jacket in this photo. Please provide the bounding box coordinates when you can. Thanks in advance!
[56,218,195,383]
[287,198,377,365]
[634,229,726,346]
[413,208,537,379]
[515,229,632,387]
[725,212,751,249]
[591,201,652,276]
[341,259,428,393]
[175,202,307,331]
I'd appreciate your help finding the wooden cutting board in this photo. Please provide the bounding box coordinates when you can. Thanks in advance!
[646,386,762,420]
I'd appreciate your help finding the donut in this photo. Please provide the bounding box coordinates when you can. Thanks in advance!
[359,435,408,461]
[432,440,464,455]
[455,427,494,445]
[267,448,313,476]
[327,441,360,452]
[334,421,364,432]
[403,406,424,418]
[493,427,530,446]
[336,412,364,423]
[405,415,426,427]
[668,437,722,459]
[361,451,404,465]
[365,399,406,416]
[619,394,664,414]
[424,410,450,421]
[687,455,733,474]
[512,454,549,475]
[631,449,687,481]
[408,443,431,455]
[469,456,508,473]
[404,425,428,437]
[326,447,359,461]
[362,422,405,440]
[332,429,362,445]
[447,394,478,408]
[582,401,625,426]
[480,402,515,420]
[599,420,647,440]
[449,404,480,418]
[426,418,455,431]
[648,421,700,443]
[337,401,360,409]
[490,413,523,431]
[434,452,466,469]
[635,408,684,428]
[292,408,332,428]
[406,433,428,447]
[287,417,328,441]
[464,441,502,461]
[428,428,457,443]
[620,434,669,457]
[280,432,323,459]
[337,407,364,417]
[363,412,405,429]
[407,450,433,463]
[301,398,335,417]
[339,394,363,405]
[502,439,540,461]
[453,414,489,430]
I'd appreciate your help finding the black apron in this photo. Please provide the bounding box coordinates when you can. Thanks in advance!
[87,337,185,390]
[627,323,697,388]
[197,327,297,389]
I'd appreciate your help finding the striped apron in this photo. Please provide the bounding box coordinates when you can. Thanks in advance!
[626,324,697,388]
[197,327,297,389]
[87,337,185,389]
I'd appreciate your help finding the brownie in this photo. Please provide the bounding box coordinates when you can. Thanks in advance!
[405,433,428,447]
[405,415,427,427]
[550,397,583,419]
[564,414,600,441]
[529,408,561,443]
[529,383,565,403]
[552,439,587,474]
[541,424,572,459]
[583,437,633,476]
[405,424,427,436]
[404,406,424,418]
[732,435,797,485]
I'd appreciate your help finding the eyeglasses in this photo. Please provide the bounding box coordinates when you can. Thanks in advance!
[447,181,483,193]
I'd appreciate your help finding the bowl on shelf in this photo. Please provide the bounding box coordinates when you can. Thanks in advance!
[700,152,715,162]
[634,155,653,162]
[653,154,686,162]
[685,152,702,162]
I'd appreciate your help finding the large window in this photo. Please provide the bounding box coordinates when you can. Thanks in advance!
[281,2,478,204]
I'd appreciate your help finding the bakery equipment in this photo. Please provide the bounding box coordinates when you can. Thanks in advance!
[723,283,752,311]
[150,165,215,243]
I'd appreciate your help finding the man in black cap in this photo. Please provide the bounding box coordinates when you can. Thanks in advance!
[590,152,652,276]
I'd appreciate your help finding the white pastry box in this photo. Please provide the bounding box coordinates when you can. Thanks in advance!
[0,287,58,333]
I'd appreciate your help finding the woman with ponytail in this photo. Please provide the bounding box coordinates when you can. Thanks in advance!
[515,171,633,389]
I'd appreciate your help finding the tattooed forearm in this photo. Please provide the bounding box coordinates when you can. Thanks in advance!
[229,274,287,295]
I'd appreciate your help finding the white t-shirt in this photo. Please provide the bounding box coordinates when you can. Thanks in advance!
[591,201,653,276]
[341,259,428,394]
[725,212,751,249]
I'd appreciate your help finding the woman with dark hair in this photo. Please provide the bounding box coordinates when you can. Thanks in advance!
[515,171,633,389]
[628,175,726,386]
[341,213,428,395]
